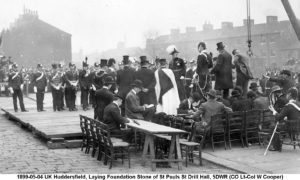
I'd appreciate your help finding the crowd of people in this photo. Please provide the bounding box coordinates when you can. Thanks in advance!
[3,41,300,151]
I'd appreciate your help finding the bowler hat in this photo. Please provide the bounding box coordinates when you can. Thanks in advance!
[207,89,217,98]
[216,42,225,50]
[131,79,143,89]
[249,82,259,89]
[231,90,240,97]
[37,64,43,68]
[122,55,130,65]
[113,93,123,101]
[104,76,115,85]
[159,58,167,65]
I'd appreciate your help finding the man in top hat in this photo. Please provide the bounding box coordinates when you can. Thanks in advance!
[64,63,79,111]
[135,56,157,105]
[232,49,253,97]
[194,42,213,96]
[79,57,91,111]
[32,64,48,112]
[49,63,64,111]
[191,89,232,130]
[167,45,186,101]
[107,58,117,93]
[8,63,28,112]
[264,69,295,95]
[154,58,180,115]
[211,42,233,99]
[125,79,155,120]
[116,55,136,115]
[94,76,115,120]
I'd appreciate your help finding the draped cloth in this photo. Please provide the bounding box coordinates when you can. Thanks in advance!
[155,68,180,115]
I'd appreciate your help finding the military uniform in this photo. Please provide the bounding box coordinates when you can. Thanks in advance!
[49,64,64,111]
[8,67,27,112]
[169,57,186,101]
[64,64,79,111]
[32,65,47,111]
[79,69,90,110]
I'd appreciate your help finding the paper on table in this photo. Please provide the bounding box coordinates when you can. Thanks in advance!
[145,104,154,108]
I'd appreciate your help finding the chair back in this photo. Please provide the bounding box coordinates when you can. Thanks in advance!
[286,119,300,137]
[227,111,244,132]
[79,115,87,138]
[245,109,261,130]
[210,113,227,133]
[260,109,274,130]
[99,121,113,148]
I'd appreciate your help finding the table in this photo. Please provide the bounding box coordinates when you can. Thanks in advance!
[127,119,187,171]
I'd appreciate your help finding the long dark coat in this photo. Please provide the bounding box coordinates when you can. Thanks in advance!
[211,50,233,90]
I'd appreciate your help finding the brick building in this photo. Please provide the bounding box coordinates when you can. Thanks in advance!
[1,8,72,67]
[145,16,300,76]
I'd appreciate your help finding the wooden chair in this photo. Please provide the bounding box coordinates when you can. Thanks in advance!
[258,109,274,146]
[284,120,300,149]
[180,121,205,167]
[99,122,131,169]
[244,110,261,147]
[227,111,245,148]
[88,118,100,158]
[79,115,87,151]
[210,113,227,151]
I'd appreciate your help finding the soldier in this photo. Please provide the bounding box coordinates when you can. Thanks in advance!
[32,64,48,112]
[89,62,99,108]
[194,42,213,97]
[167,45,186,101]
[116,55,136,115]
[49,64,64,111]
[58,63,66,110]
[64,63,79,111]
[8,63,28,112]
[185,59,196,98]
[79,58,90,111]
[135,56,157,105]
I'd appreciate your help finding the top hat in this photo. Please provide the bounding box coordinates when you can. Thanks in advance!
[231,90,241,97]
[216,42,225,50]
[280,70,291,77]
[249,82,259,89]
[83,57,88,67]
[37,64,43,68]
[104,76,115,85]
[122,55,130,65]
[52,64,58,69]
[108,58,116,67]
[131,79,143,89]
[140,56,149,66]
[100,59,108,68]
[207,89,217,98]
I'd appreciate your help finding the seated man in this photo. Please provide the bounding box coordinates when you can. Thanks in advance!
[247,91,269,110]
[231,90,253,112]
[191,89,232,130]
[177,92,201,114]
[103,94,136,140]
[269,87,300,151]
[125,79,155,121]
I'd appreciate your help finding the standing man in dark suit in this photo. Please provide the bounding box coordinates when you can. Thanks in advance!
[89,62,99,108]
[8,63,28,112]
[64,63,79,111]
[185,60,196,98]
[116,55,136,115]
[107,58,117,94]
[79,58,90,111]
[135,56,157,105]
[32,64,47,112]
[232,49,253,97]
[167,45,186,101]
[211,42,233,99]
[125,80,155,120]
[194,42,213,95]
[94,76,115,121]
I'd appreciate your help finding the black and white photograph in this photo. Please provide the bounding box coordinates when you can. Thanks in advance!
[0,0,300,178]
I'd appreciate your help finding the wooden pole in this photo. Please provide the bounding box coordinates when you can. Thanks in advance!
[281,0,300,41]
[264,121,279,156]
